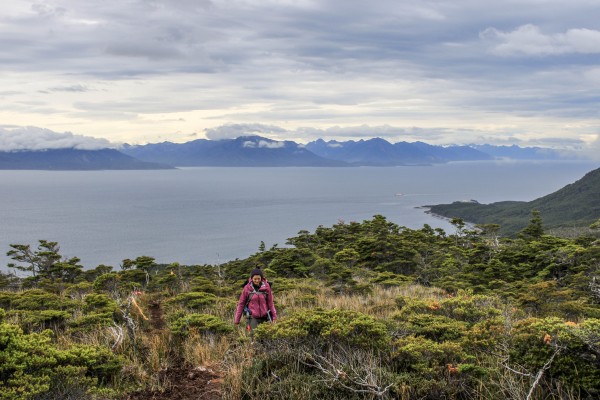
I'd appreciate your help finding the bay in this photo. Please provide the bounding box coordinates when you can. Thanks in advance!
[1,160,598,271]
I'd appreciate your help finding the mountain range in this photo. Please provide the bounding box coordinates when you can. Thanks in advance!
[0,148,172,170]
[121,136,569,168]
[304,138,496,165]
[427,166,600,234]
[121,136,345,167]
[0,135,574,170]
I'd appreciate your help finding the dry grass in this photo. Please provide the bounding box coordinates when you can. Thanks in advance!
[277,282,448,319]
[221,339,256,400]
[143,333,173,371]
[181,334,233,367]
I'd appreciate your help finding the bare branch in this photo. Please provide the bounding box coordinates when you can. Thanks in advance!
[526,346,562,400]
[302,351,393,397]
[108,322,124,350]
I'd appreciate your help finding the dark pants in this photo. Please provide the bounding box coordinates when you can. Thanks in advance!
[248,317,268,333]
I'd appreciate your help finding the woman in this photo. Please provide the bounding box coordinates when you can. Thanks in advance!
[234,268,277,332]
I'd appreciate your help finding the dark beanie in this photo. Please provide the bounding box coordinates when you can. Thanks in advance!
[250,268,264,278]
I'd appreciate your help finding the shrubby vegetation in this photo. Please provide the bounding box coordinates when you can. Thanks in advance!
[0,213,598,399]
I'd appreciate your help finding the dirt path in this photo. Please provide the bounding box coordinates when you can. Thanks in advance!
[148,300,166,331]
[122,301,223,399]
[123,365,222,400]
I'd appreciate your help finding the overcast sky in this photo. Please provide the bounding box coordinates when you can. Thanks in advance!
[1,0,600,151]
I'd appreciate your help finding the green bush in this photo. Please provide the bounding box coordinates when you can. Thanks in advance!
[10,289,74,311]
[9,309,71,331]
[68,312,115,332]
[394,296,435,315]
[63,282,93,299]
[509,317,600,396]
[92,272,120,293]
[256,308,390,349]
[371,271,413,287]
[83,293,117,313]
[0,292,15,309]
[391,335,476,399]
[272,277,319,294]
[0,322,122,400]
[392,336,468,372]
[464,316,507,351]
[169,313,233,337]
[168,291,218,310]
[189,276,217,294]
[400,314,468,342]
[438,292,503,324]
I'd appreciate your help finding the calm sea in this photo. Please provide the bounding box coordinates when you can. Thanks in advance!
[1,161,598,271]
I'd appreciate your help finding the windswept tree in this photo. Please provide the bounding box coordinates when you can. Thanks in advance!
[6,240,83,288]
[7,240,61,277]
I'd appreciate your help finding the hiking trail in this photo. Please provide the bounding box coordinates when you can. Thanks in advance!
[122,301,223,400]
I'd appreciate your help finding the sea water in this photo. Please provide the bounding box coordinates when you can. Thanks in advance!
[0,160,597,270]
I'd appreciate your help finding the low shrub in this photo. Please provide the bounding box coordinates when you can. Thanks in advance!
[0,321,122,400]
[256,308,390,349]
[169,313,233,337]
[508,317,600,396]
[168,291,218,310]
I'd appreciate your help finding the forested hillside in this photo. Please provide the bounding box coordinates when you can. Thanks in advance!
[428,166,600,235]
[1,215,599,399]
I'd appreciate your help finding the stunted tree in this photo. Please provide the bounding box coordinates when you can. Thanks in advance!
[519,210,545,240]
[6,240,83,287]
[7,240,61,277]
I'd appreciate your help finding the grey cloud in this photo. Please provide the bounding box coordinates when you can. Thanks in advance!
[2,0,600,146]
[105,42,183,60]
[242,140,285,149]
[481,24,600,56]
[49,84,90,92]
[582,136,600,160]
[31,3,67,18]
[470,135,592,149]
[0,126,115,151]
[530,137,587,148]
[258,140,285,149]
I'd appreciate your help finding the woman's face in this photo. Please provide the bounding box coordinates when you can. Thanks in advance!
[252,275,262,286]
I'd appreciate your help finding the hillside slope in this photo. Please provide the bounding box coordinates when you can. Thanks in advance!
[427,166,600,234]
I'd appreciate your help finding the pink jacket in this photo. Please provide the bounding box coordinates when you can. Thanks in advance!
[234,279,277,324]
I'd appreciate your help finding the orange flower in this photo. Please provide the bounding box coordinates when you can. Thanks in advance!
[446,364,458,374]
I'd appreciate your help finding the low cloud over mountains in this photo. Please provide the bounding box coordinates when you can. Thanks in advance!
[0,126,115,152]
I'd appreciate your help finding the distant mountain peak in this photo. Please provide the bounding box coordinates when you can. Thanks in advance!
[121,135,345,166]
